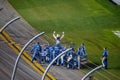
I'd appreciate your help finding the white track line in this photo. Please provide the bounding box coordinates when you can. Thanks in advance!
[112,31,120,38]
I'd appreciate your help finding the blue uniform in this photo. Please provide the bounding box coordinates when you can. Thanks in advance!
[60,47,66,66]
[54,46,60,65]
[77,49,81,56]
[67,49,74,56]
[45,45,50,50]
[45,46,50,63]
[77,44,87,57]
[103,49,108,69]
[31,44,42,63]
[49,47,54,62]
[40,49,47,63]
[67,49,75,69]
[54,46,60,57]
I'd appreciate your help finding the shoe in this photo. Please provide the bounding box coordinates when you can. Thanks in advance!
[31,60,33,63]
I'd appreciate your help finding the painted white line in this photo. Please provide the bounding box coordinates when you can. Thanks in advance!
[112,31,120,38]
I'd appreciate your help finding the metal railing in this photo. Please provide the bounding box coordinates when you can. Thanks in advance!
[0,16,20,33]
[41,48,72,80]
[11,32,45,80]
[81,57,105,80]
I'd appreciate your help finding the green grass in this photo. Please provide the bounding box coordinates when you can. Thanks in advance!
[8,0,120,79]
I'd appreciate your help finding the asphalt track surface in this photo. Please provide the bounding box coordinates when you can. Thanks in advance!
[0,0,86,80]
[0,39,41,80]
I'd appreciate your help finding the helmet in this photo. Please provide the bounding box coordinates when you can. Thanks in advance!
[57,34,60,37]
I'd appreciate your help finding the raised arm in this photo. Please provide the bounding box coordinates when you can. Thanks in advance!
[60,32,64,40]
[30,45,35,52]
[53,31,57,39]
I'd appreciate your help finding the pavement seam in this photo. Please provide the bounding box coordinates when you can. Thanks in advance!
[0,31,56,80]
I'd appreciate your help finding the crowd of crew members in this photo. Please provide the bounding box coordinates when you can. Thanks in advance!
[30,42,87,69]
[30,31,108,69]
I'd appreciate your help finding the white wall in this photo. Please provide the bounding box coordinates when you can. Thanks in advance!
[112,0,120,5]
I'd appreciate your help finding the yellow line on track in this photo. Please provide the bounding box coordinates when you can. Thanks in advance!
[0,31,56,80]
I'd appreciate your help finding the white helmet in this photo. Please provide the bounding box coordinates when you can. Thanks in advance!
[57,34,60,37]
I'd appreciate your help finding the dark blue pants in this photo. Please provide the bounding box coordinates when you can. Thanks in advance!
[103,58,108,69]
